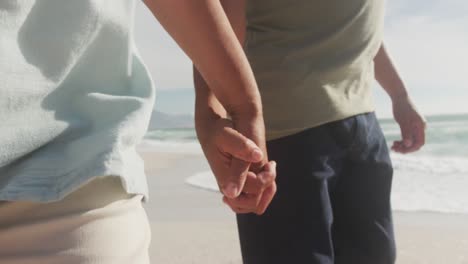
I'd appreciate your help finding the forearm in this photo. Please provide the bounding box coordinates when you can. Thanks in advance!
[144,0,261,118]
[374,43,408,100]
[194,67,227,144]
[194,66,266,154]
[192,0,262,145]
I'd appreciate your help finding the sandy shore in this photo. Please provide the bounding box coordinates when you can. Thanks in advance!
[139,149,468,264]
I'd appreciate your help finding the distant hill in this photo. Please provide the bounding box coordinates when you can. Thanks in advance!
[148,110,194,130]
[147,110,468,130]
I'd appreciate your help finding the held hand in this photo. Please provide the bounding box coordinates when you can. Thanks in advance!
[201,117,265,198]
[223,161,277,215]
[392,96,427,153]
[199,115,277,214]
[224,109,277,214]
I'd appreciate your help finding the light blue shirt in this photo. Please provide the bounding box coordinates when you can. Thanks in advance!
[0,0,155,202]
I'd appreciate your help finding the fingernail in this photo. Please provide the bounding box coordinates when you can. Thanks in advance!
[223,184,239,198]
[251,149,263,161]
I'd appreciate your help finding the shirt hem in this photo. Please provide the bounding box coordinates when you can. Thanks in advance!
[266,108,376,141]
[0,152,149,203]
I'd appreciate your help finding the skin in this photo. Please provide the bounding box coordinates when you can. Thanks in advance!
[374,44,427,153]
[194,70,277,215]
[143,0,276,204]
[201,0,426,214]
[194,0,277,215]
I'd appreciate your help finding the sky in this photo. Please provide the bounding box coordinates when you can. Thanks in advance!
[134,0,468,117]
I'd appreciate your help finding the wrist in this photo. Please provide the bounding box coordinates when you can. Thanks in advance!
[195,106,221,144]
[227,101,263,124]
[389,88,409,102]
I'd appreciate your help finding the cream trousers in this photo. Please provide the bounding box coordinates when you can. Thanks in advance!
[0,177,151,264]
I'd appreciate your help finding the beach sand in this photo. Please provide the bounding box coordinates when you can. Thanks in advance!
[139,149,468,264]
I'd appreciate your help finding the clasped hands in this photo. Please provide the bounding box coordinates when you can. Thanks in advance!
[200,117,277,215]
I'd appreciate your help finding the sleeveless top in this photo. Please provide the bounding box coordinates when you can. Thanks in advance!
[245,0,386,140]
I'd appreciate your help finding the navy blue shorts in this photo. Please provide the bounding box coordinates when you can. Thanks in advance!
[237,113,396,264]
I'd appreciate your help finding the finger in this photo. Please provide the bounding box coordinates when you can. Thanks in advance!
[257,161,277,185]
[241,172,265,195]
[226,203,253,214]
[413,123,426,149]
[234,208,253,214]
[224,169,278,214]
[240,162,277,194]
[402,133,413,149]
[221,158,250,198]
[217,127,263,163]
[405,126,426,153]
[392,141,404,153]
[223,194,259,211]
[256,182,277,215]
[223,197,255,214]
[397,127,414,153]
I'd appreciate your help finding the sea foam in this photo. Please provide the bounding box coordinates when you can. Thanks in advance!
[185,153,468,214]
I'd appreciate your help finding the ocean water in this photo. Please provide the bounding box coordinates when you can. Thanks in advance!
[143,114,468,214]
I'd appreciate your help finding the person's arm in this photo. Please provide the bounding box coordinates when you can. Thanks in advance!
[144,0,272,200]
[144,0,261,119]
[193,0,276,215]
[194,0,247,132]
[374,43,426,153]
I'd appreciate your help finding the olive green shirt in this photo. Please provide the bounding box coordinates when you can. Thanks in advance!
[245,0,386,140]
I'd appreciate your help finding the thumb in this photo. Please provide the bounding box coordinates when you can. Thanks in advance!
[222,158,250,198]
[218,127,263,163]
